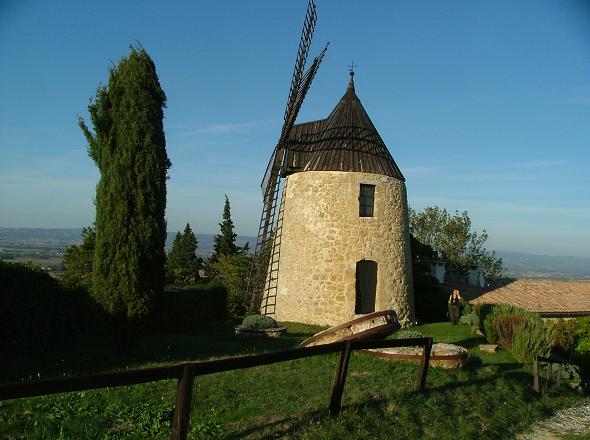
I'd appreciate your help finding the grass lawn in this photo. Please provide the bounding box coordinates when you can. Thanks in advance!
[1,320,585,439]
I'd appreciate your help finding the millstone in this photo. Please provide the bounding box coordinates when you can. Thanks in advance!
[366,342,468,369]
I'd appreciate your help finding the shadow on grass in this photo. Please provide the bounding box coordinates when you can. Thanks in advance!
[224,356,537,440]
[425,363,529,393]
[452,335,487,349]
[226,369,538,440]
[227,407,331,440]
[0,320,314,384]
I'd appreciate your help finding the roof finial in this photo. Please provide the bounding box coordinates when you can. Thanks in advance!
[347,61,357,92]
[349,61,357,77]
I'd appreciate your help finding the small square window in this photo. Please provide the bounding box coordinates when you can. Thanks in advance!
[359,184,375,217]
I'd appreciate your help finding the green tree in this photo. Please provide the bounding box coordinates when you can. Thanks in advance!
[409,206,503,278]
[209,252,252,316]
[166,223,201,287]
[212,195,238,260]
[79,46,170,321]
[62,225,96,290]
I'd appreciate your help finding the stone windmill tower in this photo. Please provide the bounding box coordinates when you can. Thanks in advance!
[250,1,414,327]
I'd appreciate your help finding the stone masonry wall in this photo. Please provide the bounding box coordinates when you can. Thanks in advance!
[272,171,415,326]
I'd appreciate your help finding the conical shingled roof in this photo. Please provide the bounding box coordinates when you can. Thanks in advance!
[283,74,405,181]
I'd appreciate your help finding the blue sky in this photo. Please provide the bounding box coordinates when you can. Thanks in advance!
[1,0,589,257]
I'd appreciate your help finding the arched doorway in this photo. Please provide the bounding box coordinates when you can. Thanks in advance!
[355,259,377,314]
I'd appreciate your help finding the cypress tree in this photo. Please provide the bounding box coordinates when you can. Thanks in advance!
[212,195,238,261]
[79,46,170,321]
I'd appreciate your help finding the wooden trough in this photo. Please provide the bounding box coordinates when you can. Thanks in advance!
[299,310,401,348]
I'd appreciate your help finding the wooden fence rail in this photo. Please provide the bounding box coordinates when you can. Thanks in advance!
[0,337,433,440]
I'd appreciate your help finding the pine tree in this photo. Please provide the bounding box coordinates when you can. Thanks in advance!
[212,195,238,260]
[166,223,200,287]
[166,231,183,276]
[79,46,170,320]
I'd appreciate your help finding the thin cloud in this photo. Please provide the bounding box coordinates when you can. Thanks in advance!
[453,172,535,183]
[508,160,566,168]
[403,165,438,176]
[177,120,273,137]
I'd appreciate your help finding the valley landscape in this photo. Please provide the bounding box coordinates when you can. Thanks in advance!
[1,227,588,280]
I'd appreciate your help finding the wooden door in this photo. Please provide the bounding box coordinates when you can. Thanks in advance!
[355,260,377,314]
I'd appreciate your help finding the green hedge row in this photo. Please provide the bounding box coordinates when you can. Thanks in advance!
[0,261,227,359]
[155,284,227,334]
[0,261,107,360]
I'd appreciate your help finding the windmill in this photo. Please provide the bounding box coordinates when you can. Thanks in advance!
[249,0,328,314]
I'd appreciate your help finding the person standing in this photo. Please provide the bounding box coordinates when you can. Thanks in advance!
[448,289,462,325]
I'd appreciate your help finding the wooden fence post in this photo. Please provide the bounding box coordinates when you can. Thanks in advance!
[533,358,540,393]
[170,365,195,440]
[416,337,432,391]
[329,341,352,417]
[544,363,553,394]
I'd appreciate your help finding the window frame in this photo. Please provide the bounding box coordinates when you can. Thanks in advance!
[359,184,375,217]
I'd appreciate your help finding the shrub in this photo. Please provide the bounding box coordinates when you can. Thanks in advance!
[481,304,538,345]
[492,315,531,349]
[242,315,277,329]
[395,330,426,339]
[574,317,590,356]
[208,253,252,317]
[548,319,577,353]
[489,303,537,319]
[473,303,494,334]
[460,298,472,316]
[459,313,479,327]
[511,320,554,363]
[483,317,498,344]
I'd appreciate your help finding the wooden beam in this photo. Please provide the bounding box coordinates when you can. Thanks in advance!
[329,341,352,416]
[417,337,433,391]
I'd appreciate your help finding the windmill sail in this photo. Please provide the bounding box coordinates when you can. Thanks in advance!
[260,0,317,198]
[249,0,327,314]
[260,43,328,199]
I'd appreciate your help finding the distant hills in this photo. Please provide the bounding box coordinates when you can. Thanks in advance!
[1,227,588,280]
[0,227,83,243]
[0,227,254,259]
[164,232,255,258]
[495,250,590,280]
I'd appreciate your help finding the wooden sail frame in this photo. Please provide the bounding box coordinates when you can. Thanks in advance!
[249,0,328,313]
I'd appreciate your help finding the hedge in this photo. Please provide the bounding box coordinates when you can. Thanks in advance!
[0,261,108,360]
[154,283,227,334]
[0,261,228,360]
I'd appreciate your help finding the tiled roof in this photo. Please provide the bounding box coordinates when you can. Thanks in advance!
[282,74,405,181]
[469,279,590,316]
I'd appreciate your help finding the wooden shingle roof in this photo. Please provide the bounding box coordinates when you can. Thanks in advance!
[283,74,405,181]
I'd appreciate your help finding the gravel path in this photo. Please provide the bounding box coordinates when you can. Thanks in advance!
[517,401,590,440]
